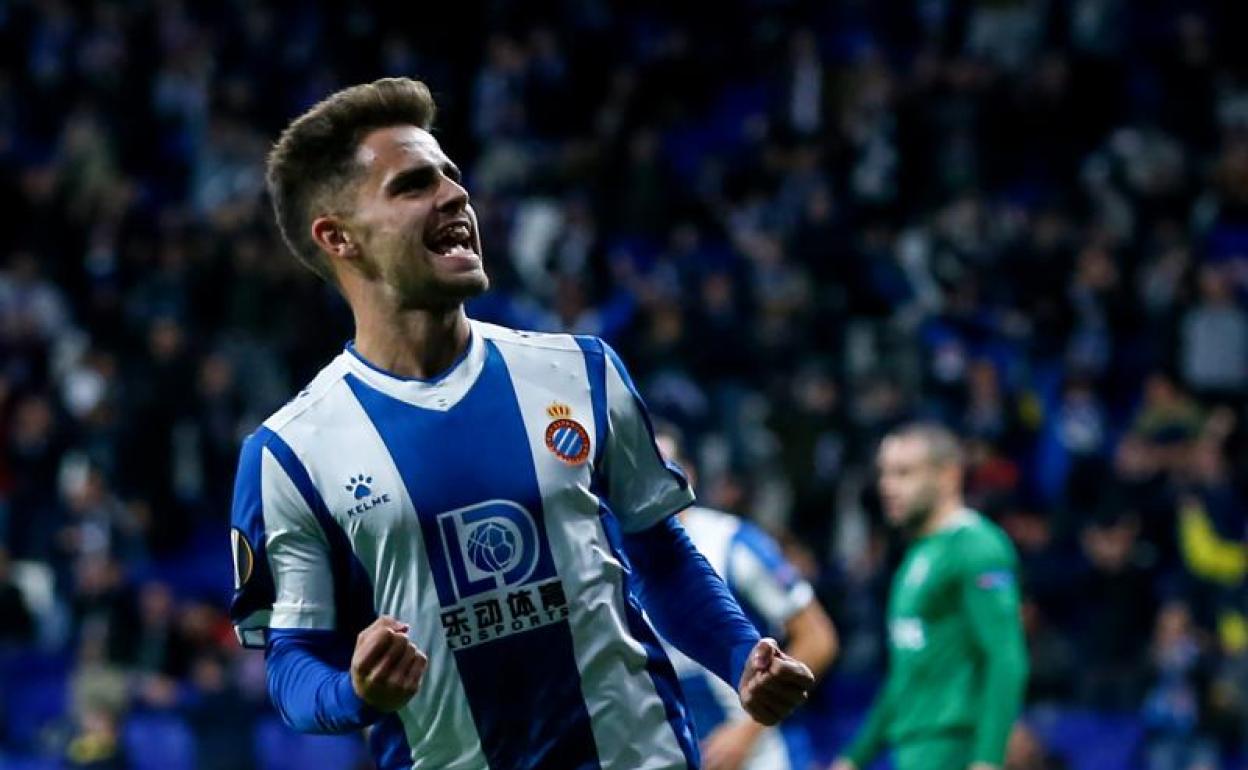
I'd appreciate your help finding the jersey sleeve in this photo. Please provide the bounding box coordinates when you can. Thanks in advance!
[842,677,894,768]
[230,430,336,649]
[598,341,695,532]
[725,522,815,634]
[622,517,761,687]
[959,527,1028,766]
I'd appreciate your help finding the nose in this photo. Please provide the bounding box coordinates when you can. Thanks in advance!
[435,172,469,214]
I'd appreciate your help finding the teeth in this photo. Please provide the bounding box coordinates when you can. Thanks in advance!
[430,222,472,254]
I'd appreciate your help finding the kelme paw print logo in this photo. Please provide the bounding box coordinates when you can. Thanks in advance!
[341,474,391,518]
[346,475,373,500]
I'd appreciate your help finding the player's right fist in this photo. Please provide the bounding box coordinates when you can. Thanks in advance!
[351,615,427,712]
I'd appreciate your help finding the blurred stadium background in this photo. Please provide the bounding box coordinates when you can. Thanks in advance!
[2,0,1248,768]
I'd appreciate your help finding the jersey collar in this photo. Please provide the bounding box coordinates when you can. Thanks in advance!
[338,322,487,411]
[936,508,977,532]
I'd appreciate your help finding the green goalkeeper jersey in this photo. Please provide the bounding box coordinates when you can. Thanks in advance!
[844,509,1028,769]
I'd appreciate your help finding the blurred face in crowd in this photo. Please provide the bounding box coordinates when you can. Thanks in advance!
[318,125,487,311]
[1143,372,1180,409]
[877,434,958,531]
[139,581,174,626]
[1154,602,1192,650]
[654,430,698,488]
[1081,517,1138,574]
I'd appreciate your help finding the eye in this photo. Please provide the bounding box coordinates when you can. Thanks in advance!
[389,167,436,197]
[443,164,463,184]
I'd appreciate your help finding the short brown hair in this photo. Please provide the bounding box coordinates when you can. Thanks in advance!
[266,78,437,281]
[885,422,964,468]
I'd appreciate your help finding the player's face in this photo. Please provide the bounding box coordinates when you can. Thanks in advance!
[347,126,488,310]
[876,436,942,530]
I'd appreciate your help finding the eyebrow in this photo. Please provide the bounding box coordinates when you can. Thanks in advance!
[383,160,462,196]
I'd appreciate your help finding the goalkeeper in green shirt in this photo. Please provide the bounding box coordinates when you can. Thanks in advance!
[833,423,1028,770]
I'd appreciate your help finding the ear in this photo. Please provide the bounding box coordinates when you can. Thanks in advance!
[942,462,963,493]
[311,216,359,263]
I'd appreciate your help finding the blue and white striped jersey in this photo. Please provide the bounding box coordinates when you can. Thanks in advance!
[229,320,699,770]
[662,507,815,770]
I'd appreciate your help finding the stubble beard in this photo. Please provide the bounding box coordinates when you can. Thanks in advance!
[392,247,490,313]
[900,485,940,536]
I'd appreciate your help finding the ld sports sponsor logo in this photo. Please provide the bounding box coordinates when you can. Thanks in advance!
[434,500,569,650]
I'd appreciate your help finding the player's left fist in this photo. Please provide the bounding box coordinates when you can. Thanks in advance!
[736,638,814,726]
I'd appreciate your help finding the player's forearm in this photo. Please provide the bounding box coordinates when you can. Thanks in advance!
[622,516,760,685]
[267,629,380,734]
[963,565,1029,765]
[783,602,838,680]
[972,641,1028,765]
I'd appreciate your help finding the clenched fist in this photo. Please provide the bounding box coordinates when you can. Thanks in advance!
[737,638,814,726]
[351,616,427,712]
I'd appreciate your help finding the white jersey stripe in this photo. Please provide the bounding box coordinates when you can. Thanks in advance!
[277,379,487,769]
[489,331,689,770]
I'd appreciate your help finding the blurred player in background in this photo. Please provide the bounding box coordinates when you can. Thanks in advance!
[228,77,813,770]
[655,426,838,770]
[833,423,1028,770]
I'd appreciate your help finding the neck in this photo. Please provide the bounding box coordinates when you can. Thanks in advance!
[351,301,471,380]
[917,497,965,537]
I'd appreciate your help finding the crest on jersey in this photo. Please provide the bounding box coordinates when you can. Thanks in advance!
[231,527,254,591]
[544,402,590,466]
[976,570,1014,590]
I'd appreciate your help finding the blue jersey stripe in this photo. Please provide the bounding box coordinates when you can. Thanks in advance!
[596,504,699,769]
[259,427,380,637]
[579,337,697,768]
[573,336,608,490]
[726,523,799,638]
[730,522,795,587]
[251,429,411,762]
[370,715,416,770]
[229,433,277,630]
[780,721,814,770]
[345,341,601,770]
[673,674,729,739]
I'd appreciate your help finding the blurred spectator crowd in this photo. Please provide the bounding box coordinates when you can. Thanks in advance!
[2,0,1248,768]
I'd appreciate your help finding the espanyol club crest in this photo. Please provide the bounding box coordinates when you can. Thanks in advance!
[544,402,590,466]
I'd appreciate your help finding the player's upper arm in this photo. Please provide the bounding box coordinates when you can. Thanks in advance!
[596,340,695,532]
[230,429,336,649]
[726,522,815,632]
[958,529,1022,647]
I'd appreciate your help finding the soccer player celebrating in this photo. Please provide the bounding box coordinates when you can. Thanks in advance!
[832,424,1028,770]
[227,77,813,770]
[654,427,838,770]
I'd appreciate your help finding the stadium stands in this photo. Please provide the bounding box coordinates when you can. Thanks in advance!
[2,0,1248,767]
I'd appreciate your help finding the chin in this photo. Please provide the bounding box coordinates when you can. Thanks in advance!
[447,269,490,298]
[401,273,490,311]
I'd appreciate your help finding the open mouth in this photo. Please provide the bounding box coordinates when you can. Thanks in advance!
[426,220,477,257]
